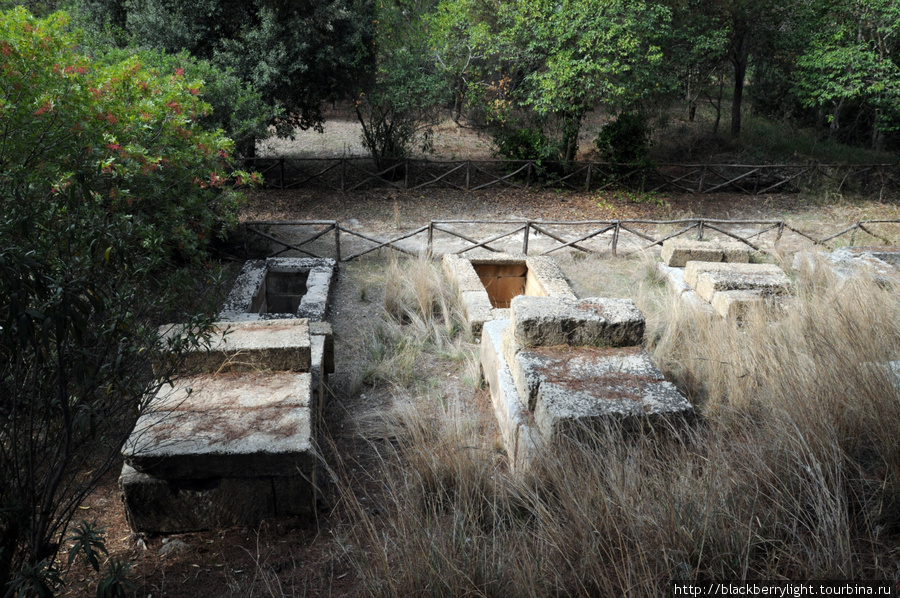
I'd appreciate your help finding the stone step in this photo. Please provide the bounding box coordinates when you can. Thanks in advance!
[709,289,765,319]
[500,341,693,440]
[508,296,644,348]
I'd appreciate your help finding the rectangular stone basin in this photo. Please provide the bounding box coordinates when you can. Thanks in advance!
[252,268,310,314]
[474,263,528,308]
[443,253,577,335]
[221,257,335,322]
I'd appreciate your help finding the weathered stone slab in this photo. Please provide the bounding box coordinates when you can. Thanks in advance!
[681,289,717,317]
[480,320,541,471]
[161,319,312,374]
[661,239,750,267]
[461,290,494,336]
[693,267,792,303]
[844,246,900,268]
[524,256,578,299]
[657,263,691,295]
[503,332,665,412]
[309,321,334,374]
[709,290,765,320]
[509,296,644,348]
[222,259,267,316]
[120,465,315,533]
[123,372,315,479]
[522,345,693,441]
[796,248,900,287]
[297,266,334,320]
[683,261,785,290]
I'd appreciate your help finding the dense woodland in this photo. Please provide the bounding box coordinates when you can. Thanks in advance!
[2,0,900,595]
[7,0,900,162]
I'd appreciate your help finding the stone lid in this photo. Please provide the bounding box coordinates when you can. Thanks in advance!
[159,318,312,373]
[509,296,644,348]
[683,261,785,290]
[123,372,314,478]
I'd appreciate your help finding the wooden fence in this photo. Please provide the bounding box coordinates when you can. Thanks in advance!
[246,157,900,195]
[243,218,900,262]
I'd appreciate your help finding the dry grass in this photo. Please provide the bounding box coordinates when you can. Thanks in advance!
[353,253,470,391]
[329,253,900,596]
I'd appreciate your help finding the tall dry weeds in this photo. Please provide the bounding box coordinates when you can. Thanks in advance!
[335,254,900,596]
[357,254,469,389]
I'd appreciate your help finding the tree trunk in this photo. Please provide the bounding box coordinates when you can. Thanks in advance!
[729,26,749,138]
[873,126,885,152]
[561,112,583,163]
[706,78,723,135]
[829,99,845,139]
[242,138,256,169]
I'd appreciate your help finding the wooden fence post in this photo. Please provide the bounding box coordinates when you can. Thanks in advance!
[427,221,434,257]
[585,163,592,191]
[526,161,532,188]
[612,222,620,257]
[279,158,285,190]
[697,220,704,241]
[523,222,531,254]
[334,223,341,262]
[465,161,471,190]
[404,159,409,189]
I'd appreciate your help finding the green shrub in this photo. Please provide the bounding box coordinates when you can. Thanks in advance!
[0,8,246,593]
[594,111,653,166]
[492,124,561,163]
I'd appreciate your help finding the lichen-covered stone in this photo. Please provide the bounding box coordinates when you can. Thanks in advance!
[509,296,644,348]
[480,320,541,471]
[123,372,315,479]
[693,268,792,303]
[534,377,692,440]
[683,261,785,290]
[709,290,765,319]
[160,319,312,374]
[510,345,693,440]
[297,266,334,320]
[661,239,750,267]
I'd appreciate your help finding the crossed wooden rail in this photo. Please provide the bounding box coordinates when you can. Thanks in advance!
[242,218,900,262]
[245,157,899,195]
